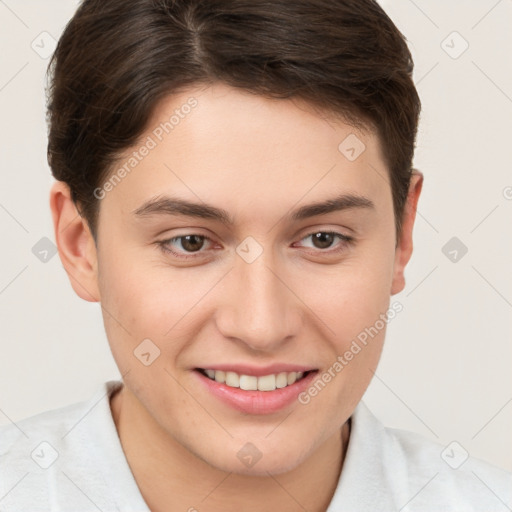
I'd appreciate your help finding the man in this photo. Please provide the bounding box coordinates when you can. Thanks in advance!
[1,1,510,510]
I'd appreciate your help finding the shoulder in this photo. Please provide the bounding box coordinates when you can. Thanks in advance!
[335,401,512,511]
[386,422,511,504]
[0,381,125,511]
[0,395,90,468]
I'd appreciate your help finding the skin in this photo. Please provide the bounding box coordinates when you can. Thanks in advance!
[50,82,422,511]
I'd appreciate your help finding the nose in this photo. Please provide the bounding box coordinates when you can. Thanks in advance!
[215,249,302,353]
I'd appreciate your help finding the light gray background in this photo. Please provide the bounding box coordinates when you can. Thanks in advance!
[0,0,511,472]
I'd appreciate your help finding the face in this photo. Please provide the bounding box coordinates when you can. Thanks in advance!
[52,82,421,476]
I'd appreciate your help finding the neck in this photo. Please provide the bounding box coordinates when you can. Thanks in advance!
[110,384,351,512]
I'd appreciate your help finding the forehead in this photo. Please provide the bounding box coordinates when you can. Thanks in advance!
[103,82,390,222]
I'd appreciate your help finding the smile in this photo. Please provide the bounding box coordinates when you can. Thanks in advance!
[193,367,319,415]
[197,368,313,391]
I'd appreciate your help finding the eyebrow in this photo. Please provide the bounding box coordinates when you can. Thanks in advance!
[132,193,375,225]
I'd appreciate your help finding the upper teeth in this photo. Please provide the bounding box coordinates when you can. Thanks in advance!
[203,369,305,391]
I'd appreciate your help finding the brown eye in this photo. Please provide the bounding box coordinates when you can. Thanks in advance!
[158,234,214,259]
[179,235,206,252]
[298,231,353,252]
[310,232,336,249]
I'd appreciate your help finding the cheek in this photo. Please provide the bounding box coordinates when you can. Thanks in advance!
[296,261,392,426]
[97,243,216,368]
[303,236,395,398]
[313,245,395,343]
[96,244,172,358]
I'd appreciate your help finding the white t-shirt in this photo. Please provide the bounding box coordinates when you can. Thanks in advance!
[1,380,510,511]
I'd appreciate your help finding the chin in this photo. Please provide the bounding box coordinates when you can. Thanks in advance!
[199,440,311,477]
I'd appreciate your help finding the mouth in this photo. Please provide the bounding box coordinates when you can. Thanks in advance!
[195,368,316,391]
[193,367,319,415]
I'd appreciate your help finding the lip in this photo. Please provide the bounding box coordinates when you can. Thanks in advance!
[195,363,317,377]
[193,368,318,415]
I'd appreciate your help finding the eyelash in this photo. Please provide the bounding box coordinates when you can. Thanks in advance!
[156,231,354,260]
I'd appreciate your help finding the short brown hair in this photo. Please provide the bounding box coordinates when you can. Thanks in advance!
[46,0,421,243]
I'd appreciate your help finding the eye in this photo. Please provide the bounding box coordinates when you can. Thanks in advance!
[296,230,354,253]
[157,234,214,259]
[157,230,354,260]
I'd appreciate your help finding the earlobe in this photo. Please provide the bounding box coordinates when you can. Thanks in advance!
[49,180,100,302]
[390,169,424,295]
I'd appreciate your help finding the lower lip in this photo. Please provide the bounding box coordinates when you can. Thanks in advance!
[193,369,318,415]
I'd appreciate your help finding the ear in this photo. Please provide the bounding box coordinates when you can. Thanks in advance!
[49,180,100,302]
[390,169,424,295]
